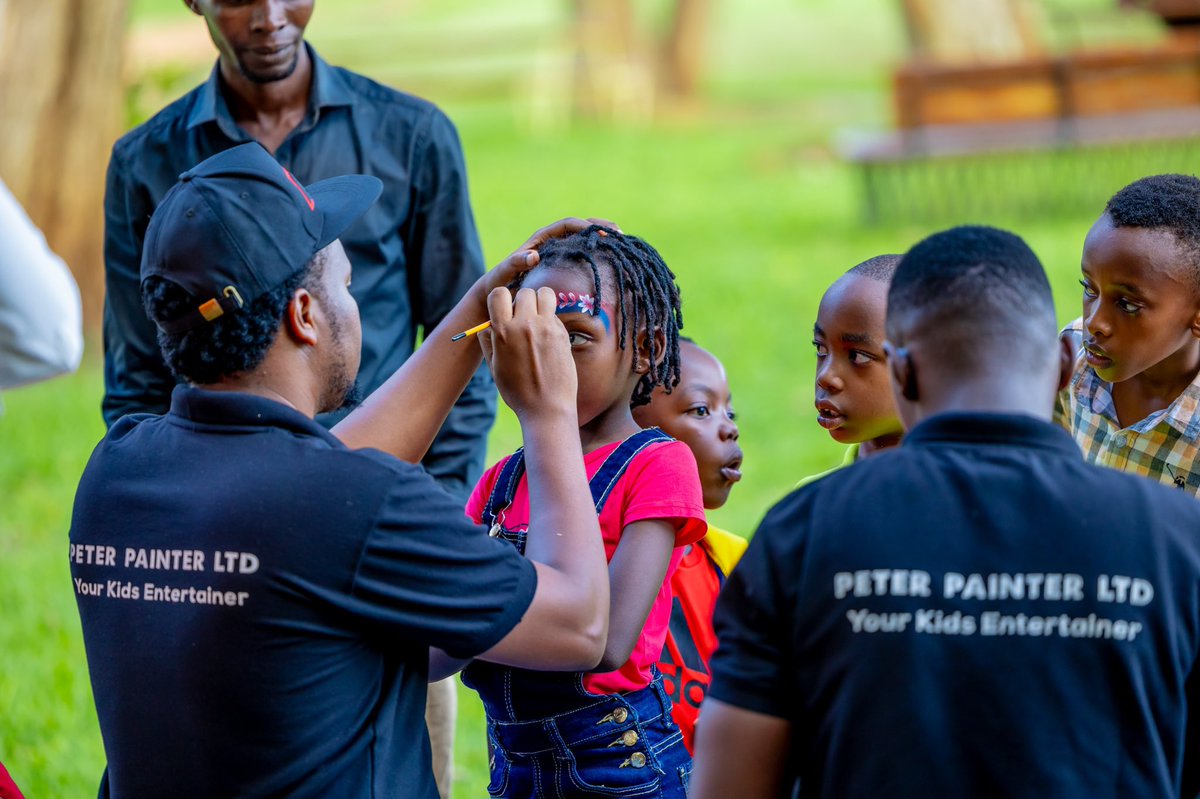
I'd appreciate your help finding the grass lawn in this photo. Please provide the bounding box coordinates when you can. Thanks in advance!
[0,0,1174,795]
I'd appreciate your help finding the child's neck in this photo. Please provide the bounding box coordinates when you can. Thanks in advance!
[580,406,643,454]
[858,430,903,459]
[1111,341,1200,428]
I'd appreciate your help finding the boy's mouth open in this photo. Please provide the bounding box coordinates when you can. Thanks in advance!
[816,401,845,431]
[1084,341,1113,369]
[720,452,744,483]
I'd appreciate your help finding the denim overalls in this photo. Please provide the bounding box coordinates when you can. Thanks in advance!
[463,428,694,798]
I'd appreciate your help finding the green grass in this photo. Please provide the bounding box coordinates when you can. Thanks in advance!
[0,0,1173,794]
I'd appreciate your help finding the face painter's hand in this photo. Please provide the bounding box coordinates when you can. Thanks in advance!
[476,217,622,300]
[481,286,578,422]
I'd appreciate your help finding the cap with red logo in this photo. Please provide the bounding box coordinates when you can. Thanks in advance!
[140,141,383,334]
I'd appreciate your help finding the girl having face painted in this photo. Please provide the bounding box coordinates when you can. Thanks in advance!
[462,225,705,798]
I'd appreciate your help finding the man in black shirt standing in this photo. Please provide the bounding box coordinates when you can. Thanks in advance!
[692,226,1200,798]
[103,0,492,494]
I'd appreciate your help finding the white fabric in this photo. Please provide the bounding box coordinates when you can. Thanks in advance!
[0,178,83,391]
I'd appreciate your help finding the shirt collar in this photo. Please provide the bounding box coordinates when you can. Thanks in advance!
[1072,354,1200,438]
[186,43,353,132]
[168,384,342,446]
[903,411,1080,459]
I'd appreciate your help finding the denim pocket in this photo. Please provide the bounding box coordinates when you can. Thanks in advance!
[487,742,511,797]
[678,764,692,794]
[563,742,664,797]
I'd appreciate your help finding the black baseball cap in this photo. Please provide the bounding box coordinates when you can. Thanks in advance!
[141,142,383,334]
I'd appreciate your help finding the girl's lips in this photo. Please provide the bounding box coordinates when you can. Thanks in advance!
[720,466,743,483]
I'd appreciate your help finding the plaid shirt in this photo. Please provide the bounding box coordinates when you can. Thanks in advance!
[1055,319,1200,496]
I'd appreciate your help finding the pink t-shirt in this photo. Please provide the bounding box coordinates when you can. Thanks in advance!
[466,437,707,695]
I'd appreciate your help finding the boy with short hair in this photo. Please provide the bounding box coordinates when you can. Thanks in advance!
[804,255,905,485]
[1057,174,1200,495]
[634,339,745,753]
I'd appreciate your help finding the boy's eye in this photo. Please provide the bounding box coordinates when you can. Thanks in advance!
[1079,279,1097,298]
[687,405,710,418]
[847,350,874,366]
[1116,298,1141,315]
[813,341,828,357]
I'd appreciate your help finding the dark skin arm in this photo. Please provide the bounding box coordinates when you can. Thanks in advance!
[333,218,610,461]
[689,699,793,799]
[430,518,677,680]
[593,519,676,672]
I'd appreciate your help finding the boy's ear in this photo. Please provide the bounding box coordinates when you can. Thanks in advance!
[633,328,667,375]
[885,342,918,402]
[1057,333,1075,392]
[1190,307,1200,340]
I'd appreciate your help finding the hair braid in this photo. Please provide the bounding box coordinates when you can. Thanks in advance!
[521,225,684,407]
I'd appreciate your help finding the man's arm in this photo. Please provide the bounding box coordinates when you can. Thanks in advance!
[101,147,176,425]
[690,700,792,799]
[333,218,609,464]
[0,179,82,390]
[408,109,494,492]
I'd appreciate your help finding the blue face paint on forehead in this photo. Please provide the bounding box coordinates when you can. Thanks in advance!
[556,291,611,332]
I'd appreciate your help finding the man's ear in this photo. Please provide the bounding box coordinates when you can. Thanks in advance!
[1190,306,1200,340]
[884,341,918,402]
[284,288,319,346]
[1057,333,1076,392]
[633,328,666,375]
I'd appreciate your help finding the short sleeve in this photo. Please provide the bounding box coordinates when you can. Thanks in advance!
[707,502,799,719]
[464,456,507,524]
[621,440,706,546]
[352,468,536,658]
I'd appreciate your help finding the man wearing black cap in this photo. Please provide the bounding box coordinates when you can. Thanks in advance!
[71,143,613,799]
[691,226,1200,799]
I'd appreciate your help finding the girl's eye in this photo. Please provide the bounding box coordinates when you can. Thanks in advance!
[848,350,874,366]
[1079,279,1097,298]
[727,409,737,421]
[567,332,590,346]
[1116,298,1141,315]
[813,341,828,357]
[687,406,710,418]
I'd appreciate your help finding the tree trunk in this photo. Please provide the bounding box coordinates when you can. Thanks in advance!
[569,0,652,120]
[0,0,130,330]
[660,0,711,99]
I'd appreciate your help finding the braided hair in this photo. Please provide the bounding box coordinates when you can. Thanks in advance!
[519,225,684,407]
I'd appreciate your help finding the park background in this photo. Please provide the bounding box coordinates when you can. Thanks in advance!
[0,0,1189,794]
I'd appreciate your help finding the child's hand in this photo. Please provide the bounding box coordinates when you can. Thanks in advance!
[479,286,578,421]
[477,217,620,299]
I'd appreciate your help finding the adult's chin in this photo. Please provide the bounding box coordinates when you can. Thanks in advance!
[238,49,300,84]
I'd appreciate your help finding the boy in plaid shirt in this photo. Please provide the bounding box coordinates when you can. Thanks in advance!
[1057,174,1200,495]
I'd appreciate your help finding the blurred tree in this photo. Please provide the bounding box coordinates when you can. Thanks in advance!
[660,0,712,99]
[569,0,712,120]
[0,0,129,329]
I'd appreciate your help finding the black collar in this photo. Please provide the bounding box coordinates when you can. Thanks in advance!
[167,385,341,446]
[903,411,1080,459]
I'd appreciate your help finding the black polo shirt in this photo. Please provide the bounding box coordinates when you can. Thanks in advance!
[70,387,536,799]
[102,44,493,494]
[710,412,1200,798]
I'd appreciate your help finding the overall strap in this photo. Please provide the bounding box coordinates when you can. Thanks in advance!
[481,449,527,533]
[588,427,674,514]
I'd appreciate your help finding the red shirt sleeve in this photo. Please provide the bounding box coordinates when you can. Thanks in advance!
[464,456,508,524]
[619,440,707,547]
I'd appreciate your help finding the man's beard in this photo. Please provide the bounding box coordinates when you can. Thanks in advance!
[335,379,364,412]
[239,51,300,85]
